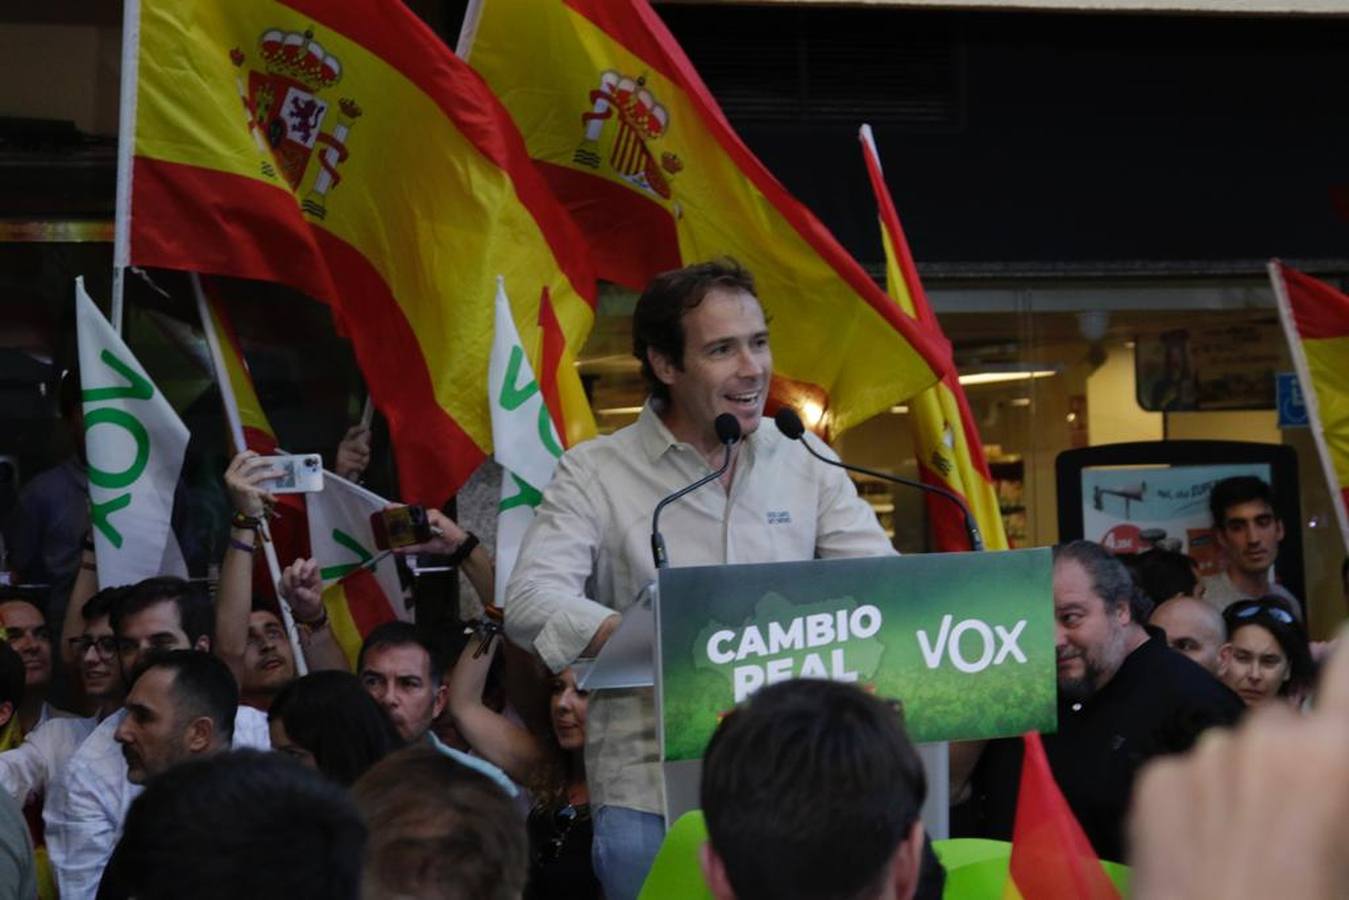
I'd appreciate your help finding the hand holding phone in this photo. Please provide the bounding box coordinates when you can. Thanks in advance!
[255,454,324,494]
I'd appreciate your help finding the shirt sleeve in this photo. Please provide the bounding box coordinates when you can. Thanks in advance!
[43,754,118,900]
[810,440,899,559]
[504,451,619,673]
[0,724,55,805]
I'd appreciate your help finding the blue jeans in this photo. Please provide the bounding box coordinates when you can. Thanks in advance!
[591,805,667,900]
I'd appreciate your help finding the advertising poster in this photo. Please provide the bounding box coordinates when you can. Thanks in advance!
[657,549,1055,763]
[1081,463,1271,574]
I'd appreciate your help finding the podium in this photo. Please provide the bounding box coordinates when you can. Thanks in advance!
[580,549,1056,837]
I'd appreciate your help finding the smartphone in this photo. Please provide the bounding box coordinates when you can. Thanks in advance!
[256,454,324,494]
[370,505,432,550]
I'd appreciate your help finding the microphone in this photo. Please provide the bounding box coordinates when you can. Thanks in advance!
[651,413,742,569]
[774,407,985,552]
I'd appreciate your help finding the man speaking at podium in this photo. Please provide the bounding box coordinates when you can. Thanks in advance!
[505,259,896,899]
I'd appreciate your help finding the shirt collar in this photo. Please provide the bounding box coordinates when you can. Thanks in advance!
[635,400,771,467]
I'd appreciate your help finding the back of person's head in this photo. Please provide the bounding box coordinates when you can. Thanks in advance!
[270,670,402,786]
[1223,596,1314,694]
[700,679,927,900]
[135,650,239,745]
[357,621,447,686]
[0,642,24,724]
[1054,540,1154,623]
[1127,549,1200,608]
[353,744,527,900]
[104,749,365,900]
[83,585,132,623]
[632,257,757,403]
[113,576,213,645]
[1209,476,1276,526]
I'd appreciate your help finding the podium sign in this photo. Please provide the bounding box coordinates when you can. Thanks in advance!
[656,549,1056,762]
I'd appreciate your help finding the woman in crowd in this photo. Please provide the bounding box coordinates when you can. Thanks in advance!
[447,610,600,899]
[268,670,402,786]
[1220,597,1314,708]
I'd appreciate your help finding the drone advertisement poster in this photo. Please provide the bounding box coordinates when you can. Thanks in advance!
[1082,462,1271,575]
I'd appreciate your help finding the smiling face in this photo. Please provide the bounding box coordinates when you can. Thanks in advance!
[0,601,52,691]
[242,611,295,698]
[79,615,121,702]
[549,668,589,752]
[650,287,771,454]
[1221,623,1291,707]
[1216,499,1284,578]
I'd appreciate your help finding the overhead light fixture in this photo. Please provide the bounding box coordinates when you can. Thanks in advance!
[1009,397,1032,407]
[595,406,643,416]
[957,369,1057,386]
[889,405,910,414]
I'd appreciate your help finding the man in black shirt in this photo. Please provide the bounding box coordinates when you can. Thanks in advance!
[953,540,1243,863]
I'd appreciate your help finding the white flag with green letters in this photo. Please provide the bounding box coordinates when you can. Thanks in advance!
[76,277,188,587]
[489,277,564,606]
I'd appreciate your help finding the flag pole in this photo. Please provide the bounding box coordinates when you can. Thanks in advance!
[111,0,142,334]
[455,0,486,59]
[1268,260,1349,556]
[191,273,309,674]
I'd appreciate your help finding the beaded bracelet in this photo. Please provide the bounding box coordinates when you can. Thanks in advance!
[231,511,262,531]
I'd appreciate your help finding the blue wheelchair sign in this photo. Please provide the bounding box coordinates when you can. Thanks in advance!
[1277,372,1309,428]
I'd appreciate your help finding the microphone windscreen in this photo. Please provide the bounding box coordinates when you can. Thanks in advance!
[774,407,805,440]
[714,413,742,445]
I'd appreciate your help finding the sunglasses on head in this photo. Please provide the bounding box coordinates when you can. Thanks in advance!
[1229,601,1295,626]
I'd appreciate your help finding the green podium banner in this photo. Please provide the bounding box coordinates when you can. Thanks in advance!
[657,548,1056,762]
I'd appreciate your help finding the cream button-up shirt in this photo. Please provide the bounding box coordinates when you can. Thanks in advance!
[505,403,895,814]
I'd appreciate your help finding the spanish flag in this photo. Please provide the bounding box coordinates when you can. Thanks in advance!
[1004,733,1120,900]
[859,126,1009,552]
[321,566,397,668]
[118,0,597,505]
[1270,261,1349,555]
[462,0,947,436]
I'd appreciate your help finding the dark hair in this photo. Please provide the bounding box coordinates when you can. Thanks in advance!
[269,671,402,787]
[83,585,133,623]
[632,258,757,403]
[133,650,239,744]
[1209,476,1276,527]
[0,642,25,711]
[354,745,527,900]
[357,621,447,687]
[701,679,925,900]
[104,749,365,900]
[112,577,213,646]
[1223,596,1314,695]
[1054,540,1154,623]
[1123,549,1199,608]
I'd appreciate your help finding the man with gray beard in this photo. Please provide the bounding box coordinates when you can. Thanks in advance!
[952,540,1242,863]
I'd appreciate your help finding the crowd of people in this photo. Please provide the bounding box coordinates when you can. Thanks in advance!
[0,258,1346,900]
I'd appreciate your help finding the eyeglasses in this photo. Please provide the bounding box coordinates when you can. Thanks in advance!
[67,636,118,659]
[1228,601,1296,626]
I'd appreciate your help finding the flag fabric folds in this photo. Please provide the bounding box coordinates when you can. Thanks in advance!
[859,125,1008,552]
[462,0,949,436]
[1004,733,1121,900]
[489,278,564,606]
[119,0,598,506]
[307,470,407,664]
[1269,261,1349,554]
[76,278,189,587]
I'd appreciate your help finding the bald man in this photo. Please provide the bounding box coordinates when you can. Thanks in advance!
[1151,596,1226,675]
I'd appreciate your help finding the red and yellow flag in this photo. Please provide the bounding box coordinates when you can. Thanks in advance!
[118,0,597,505]
[1270,261,1349,554]
[462,0,948,436]
[1005,733,1121,900]
[859,126,1008,552]
[321,566,397,668]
